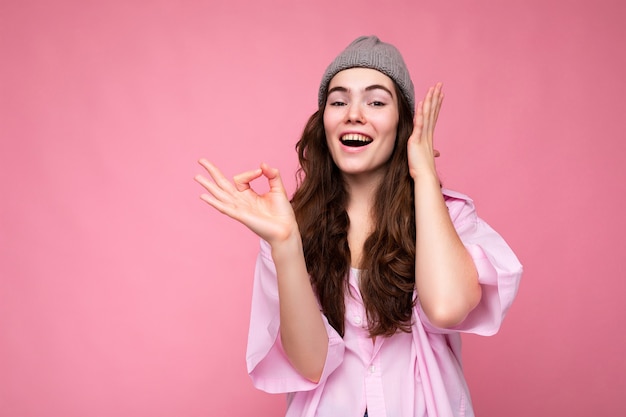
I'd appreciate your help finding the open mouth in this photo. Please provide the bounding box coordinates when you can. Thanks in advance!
[340,133,373,148]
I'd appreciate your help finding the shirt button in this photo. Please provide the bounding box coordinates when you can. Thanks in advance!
[354,316,362,325]
[369,365,376,374]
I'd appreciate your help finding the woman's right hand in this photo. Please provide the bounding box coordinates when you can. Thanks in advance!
[197,159,328,381]
[195,159,299,245]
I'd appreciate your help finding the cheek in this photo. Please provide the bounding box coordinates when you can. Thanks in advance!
[370,111,398,133]
[382,121,400,154]
[323,110,339,131]
[322,114,331,139]
[387,115,400,135]
[391,119,400,141]
[380,120,399,143]
[323,115,343,146]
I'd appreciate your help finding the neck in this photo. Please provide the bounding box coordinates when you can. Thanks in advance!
[344,173,379,263]
[343,172,382,209]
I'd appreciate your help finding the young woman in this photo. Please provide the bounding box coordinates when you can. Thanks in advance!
[195,36,522,417]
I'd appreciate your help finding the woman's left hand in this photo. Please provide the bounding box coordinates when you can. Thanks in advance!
[407,82,444,180]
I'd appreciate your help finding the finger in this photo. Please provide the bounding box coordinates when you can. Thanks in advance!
[198,159,237,193]
[194,173,235,205]
[412,101,424,140]
[424,83,439,129]
[423,86,434,112]
[195,168,247,220]
[430,83,444,127]
[421,87,434,135]
[194,173,219,193]
[433,93,444,126]
[233,168,263,192]
[434,149,441,158]
[199,191,241,220]
[260,163,288,197]
[198,158,220,174]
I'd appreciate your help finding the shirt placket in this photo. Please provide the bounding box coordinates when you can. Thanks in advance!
[348,271,388,417]
[364,352,386,417]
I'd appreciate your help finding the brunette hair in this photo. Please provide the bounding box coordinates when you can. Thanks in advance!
[291,82,416,337]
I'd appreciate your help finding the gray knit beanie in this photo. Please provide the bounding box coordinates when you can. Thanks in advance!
[318,35,415,114]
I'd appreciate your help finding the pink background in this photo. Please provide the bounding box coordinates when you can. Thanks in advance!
[2,1,625,416]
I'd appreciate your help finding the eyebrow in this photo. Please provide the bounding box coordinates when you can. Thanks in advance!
[327,84,395,98]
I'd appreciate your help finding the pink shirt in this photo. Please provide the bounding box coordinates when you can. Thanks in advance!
[246,189,523,417]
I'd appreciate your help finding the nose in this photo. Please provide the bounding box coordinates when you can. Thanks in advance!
[346,102,365,124]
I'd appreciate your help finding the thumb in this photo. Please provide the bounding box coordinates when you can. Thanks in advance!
[260,163,287,195]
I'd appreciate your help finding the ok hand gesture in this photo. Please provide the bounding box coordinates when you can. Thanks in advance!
[195,159,299,245]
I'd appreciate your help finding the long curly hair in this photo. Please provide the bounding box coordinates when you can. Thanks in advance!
[291,81,417,338]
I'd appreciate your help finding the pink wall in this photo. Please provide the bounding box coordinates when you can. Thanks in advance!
[1,1,625,416]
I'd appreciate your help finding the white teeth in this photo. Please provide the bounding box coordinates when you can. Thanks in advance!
[341,133,372,142]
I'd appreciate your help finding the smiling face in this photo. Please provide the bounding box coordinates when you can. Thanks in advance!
[323,68,400,185]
